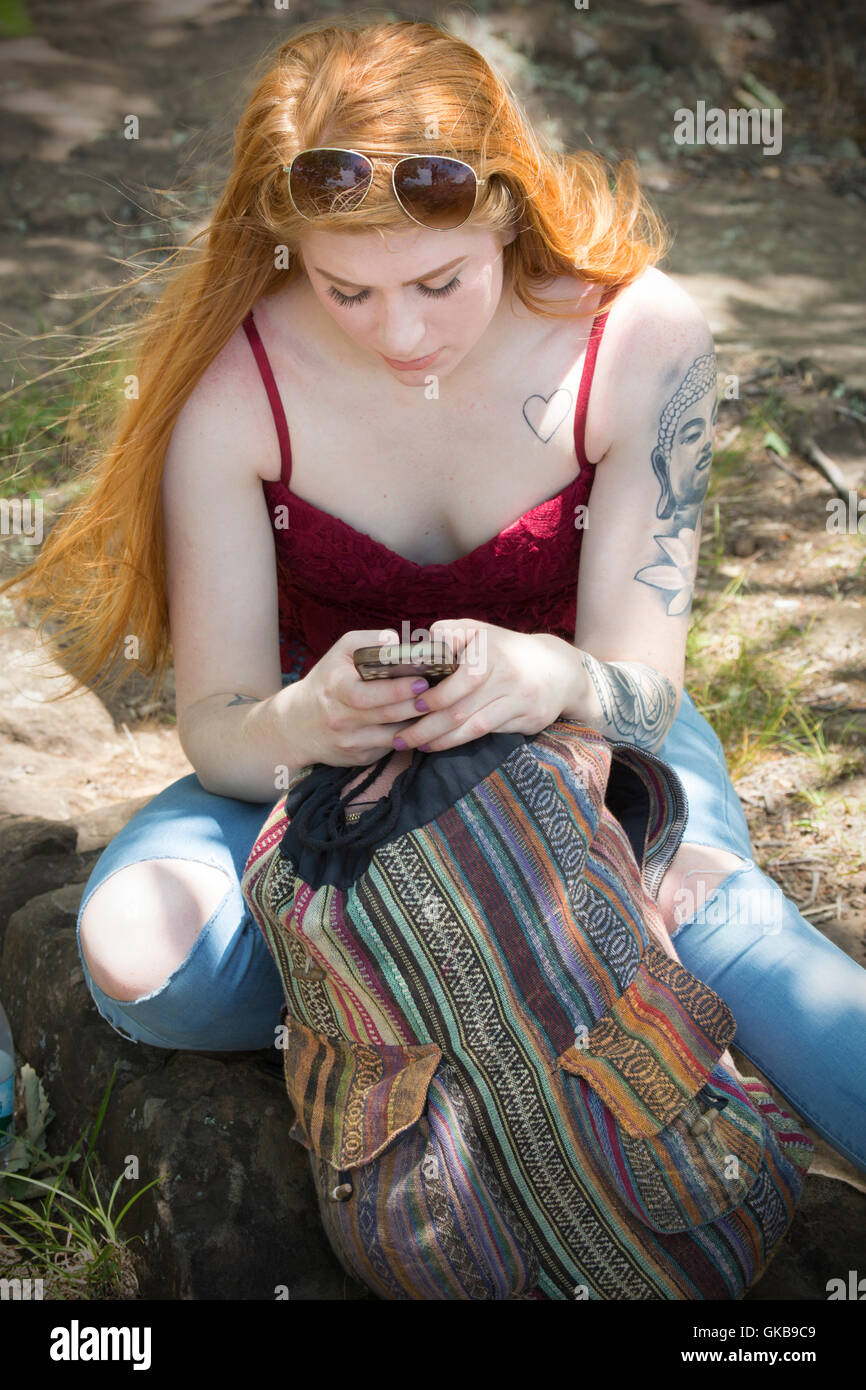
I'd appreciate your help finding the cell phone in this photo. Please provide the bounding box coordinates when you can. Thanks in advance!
[353,639,457,684]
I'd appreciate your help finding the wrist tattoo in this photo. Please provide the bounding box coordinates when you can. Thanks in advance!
[226,693,261,707]
[583,654,676,750]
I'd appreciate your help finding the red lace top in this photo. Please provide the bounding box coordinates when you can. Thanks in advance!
[242,289,614,680]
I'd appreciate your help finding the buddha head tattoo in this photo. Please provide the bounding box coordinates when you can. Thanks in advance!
[651,354,718,521]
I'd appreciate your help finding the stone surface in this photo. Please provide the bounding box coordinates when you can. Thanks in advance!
[744,1176,866,1301]
[0,627,117,758]
[0,812,98,952]
[1,880,369,1299]
[72,796,159,854]
[2,881,159,1156]
[96,1055,363,1301]
[0,624,190,823]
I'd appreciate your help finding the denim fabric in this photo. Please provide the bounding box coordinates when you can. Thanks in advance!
[75,679,866,1172]
[73,677,300,1052]
[657,689,866,1172]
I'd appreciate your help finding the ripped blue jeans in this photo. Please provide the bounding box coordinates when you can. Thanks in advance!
[74,679,866,1173]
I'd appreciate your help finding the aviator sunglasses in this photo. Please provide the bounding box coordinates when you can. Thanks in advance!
[284,147,487,230]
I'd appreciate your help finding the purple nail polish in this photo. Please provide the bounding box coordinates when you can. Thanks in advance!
[393,736,408,750]
[419,743,431,752]
[414,698,429,712]
[412,678,429,694]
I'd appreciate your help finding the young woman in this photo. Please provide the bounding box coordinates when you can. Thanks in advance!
[4,18,864,1174]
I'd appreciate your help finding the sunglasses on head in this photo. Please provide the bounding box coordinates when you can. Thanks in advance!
[284,147,487,230]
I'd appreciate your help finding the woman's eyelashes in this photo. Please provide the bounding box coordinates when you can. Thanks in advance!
[326,275,463,308]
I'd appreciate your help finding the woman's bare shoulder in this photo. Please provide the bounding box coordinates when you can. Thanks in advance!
[605,267,713,362]
[577,267,714,467]
[165,319,283,483]
[545,267,710,376]
[591,268,713,424]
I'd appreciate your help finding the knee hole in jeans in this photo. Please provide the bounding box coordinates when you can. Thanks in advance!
[656,841,750,937]
[79,857,232,1003]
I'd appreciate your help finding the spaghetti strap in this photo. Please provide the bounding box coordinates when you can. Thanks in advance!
[242,289,614,489]
[573,284,616,472]
[242,311,293,485]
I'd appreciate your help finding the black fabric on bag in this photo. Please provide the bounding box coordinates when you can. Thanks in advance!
[603,757,652,868]
[280,731,528,889]
[279,730,666,895]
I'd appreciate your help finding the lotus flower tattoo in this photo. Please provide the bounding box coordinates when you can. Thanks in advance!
[635,525,700,616]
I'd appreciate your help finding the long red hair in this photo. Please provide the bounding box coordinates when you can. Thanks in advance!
[0,16,670,702]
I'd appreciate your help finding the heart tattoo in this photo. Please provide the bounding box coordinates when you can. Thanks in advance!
[522,388,574,443]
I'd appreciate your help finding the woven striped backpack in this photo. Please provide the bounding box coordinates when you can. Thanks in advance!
[240,720,814,1300]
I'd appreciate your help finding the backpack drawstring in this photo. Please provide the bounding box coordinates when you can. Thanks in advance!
[286,747,429,852]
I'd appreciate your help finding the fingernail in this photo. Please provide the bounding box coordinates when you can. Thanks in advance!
[414,698,429,712]
[393,736,408,750]
[411,678,429,693]
[419,743,431,752]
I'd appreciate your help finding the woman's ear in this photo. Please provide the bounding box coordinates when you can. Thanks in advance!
[651,445,676,521]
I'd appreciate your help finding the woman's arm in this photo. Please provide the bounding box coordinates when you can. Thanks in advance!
[552,269,717,751]
[162,328,315,801]
[561,654,678,752]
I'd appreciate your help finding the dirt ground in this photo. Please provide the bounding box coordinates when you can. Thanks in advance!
[1,6,864,971]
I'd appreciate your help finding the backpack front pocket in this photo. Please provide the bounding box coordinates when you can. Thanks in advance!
[280,1010,538,1299]
[555,941,767,1234]
[279,1009,442,1171]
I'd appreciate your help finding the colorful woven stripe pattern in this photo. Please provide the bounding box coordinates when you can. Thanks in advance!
[241,720,814,1300]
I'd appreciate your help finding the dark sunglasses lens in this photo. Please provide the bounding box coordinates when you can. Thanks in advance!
[394,158,477,229]
[289,150,372,216]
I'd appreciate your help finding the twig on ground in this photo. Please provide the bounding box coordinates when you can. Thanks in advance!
[806,902,844,922]
[120,722,142,763]
[797,870,822,910]
[801,436,851,500]
[810,701,866,713]
[767,855,828,866]
[766,447,803,482]
[834,404,866,425]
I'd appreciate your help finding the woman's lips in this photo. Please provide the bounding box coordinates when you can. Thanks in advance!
[381,349,441,371]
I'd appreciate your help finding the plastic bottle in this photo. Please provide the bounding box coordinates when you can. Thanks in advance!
[0,1001,14,1167]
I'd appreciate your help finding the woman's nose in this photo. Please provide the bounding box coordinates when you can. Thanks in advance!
[377,302,428,358]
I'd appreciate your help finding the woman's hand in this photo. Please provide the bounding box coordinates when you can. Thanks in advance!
[285,628,436,768]
[392,619,577,753]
